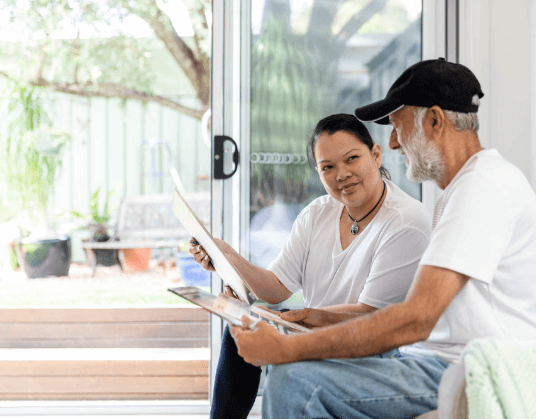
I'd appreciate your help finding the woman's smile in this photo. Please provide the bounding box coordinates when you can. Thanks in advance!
[340,182,360,194]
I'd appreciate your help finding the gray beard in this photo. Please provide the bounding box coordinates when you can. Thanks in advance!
[402,126,445,184]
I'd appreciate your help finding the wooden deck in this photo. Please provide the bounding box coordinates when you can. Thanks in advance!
[0,307,210,400]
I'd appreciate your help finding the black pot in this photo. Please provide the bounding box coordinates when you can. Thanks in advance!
[19,235,71,279]
[93,248,117,267]
[82,238,118,268]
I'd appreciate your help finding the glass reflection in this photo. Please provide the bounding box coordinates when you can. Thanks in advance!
[248,0,422,271]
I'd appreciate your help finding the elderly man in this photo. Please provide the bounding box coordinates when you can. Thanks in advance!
[230,58,536,419]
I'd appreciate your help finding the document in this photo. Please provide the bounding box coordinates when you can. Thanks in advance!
[172,187,256,304]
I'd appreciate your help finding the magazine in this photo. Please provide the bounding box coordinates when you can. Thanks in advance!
[171,187,256,304]
[168,286,310,335]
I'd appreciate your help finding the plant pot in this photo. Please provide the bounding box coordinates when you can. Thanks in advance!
[175,252,210,286]
[82,240,118,268]
[19,235,71,279]
[121,248,151,272]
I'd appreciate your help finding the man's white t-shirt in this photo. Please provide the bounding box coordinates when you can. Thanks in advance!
[267,180,431,308]
[405,149,536,363]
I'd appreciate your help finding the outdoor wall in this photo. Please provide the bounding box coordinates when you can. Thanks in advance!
[459,0,535,187]
[49,94,209,261]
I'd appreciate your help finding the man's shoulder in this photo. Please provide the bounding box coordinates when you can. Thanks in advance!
[462,149,523,180]
[452,149,531,198]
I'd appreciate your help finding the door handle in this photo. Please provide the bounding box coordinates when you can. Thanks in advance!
[213,135,239,179]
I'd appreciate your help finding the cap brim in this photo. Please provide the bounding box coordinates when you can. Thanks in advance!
[354,99,404,125]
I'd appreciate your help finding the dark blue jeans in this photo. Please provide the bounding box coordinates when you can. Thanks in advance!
[210,325,262,419]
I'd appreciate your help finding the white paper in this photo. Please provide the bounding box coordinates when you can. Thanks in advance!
[172,188,255,304]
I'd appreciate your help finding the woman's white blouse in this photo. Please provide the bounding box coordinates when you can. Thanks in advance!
[267,180,431,308]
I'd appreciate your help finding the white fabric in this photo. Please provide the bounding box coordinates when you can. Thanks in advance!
[267,180,431,308]
[463,339,536,419]
[437,362,467,419]
[405,149,536,363]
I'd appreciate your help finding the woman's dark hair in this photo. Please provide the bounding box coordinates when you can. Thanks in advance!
[306,113,391,180]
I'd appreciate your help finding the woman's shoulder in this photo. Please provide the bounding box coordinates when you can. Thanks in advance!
[382,180,432,233]
[296,194,341,221]
[307,194,342,211]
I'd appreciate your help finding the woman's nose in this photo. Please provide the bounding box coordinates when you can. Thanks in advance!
[388,128,400,150]
[336,167,351,181]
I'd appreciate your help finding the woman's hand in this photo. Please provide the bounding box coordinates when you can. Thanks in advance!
[188,238,215,272]
[224,285,246,302]
[281,307,340,328]
[255,305,282,318]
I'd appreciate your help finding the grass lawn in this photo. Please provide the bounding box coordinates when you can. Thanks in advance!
[0,262,191,306]
[0,261,304,308]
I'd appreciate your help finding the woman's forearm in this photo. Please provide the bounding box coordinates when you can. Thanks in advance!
[220,243,291,304]
[323,303,377,314]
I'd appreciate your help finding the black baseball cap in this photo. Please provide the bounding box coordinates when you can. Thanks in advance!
[354,58,485,125]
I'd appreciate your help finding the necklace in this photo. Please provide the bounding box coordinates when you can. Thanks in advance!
[347,181,386,235]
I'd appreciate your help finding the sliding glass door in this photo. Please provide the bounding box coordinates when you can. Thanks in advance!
[212,0,446,411]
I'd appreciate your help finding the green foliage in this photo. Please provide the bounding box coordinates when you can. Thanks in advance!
[0,0,204,99]
[69,186,120,241]
[0,82,72,227]
[249,17,328,211]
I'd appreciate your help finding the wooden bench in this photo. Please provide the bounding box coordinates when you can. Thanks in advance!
[0,306,210,400]
[81,192,210,276]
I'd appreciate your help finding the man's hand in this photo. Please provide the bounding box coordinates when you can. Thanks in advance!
[230,316,292,366]
[281,307,344,328]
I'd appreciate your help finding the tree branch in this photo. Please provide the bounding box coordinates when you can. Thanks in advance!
[0,71,206,120]
[145,9,209,106]
[335,0,388,45]
[308,0,344,37]
[37,49,47,80]
[261,0,292,32]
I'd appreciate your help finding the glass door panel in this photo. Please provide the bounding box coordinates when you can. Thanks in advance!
[0,0,212,407]
[243,0,424,302]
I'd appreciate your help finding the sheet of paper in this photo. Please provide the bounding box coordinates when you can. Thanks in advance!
[172,188,255,304]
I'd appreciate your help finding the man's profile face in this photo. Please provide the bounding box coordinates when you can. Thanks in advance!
[389,106,445,184]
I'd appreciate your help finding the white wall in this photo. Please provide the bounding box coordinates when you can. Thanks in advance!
[459,0,535,187]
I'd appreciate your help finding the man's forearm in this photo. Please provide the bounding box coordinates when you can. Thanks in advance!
[284,302,429,362]
[232,266,469,367]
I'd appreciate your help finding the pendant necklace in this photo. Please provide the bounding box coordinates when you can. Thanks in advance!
[347,181,386,235]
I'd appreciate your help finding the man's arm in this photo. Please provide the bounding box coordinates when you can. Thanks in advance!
[230,265,469,366]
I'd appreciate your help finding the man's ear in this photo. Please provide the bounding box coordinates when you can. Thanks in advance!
[424,106,446,140]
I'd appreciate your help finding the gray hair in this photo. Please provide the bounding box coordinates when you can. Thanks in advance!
[413,95,480,132]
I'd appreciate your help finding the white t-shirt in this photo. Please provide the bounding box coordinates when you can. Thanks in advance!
[405,149,536,363]
[267,180,431,308]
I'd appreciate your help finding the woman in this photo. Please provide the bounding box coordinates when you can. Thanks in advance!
[190,114,431,419]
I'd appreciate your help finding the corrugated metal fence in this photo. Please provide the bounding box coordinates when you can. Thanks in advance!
[49,94,209,261]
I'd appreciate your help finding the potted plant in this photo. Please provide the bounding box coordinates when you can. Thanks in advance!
[69,187,119,268]
[0,82,73,278]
